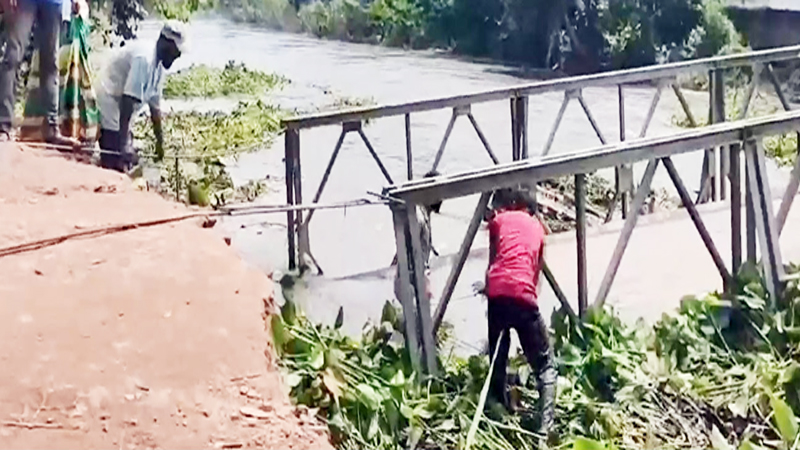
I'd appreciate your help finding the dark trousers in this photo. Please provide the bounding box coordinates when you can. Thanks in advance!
[488,297,556,434]
[0,0,61,132]
[99,128,136,173]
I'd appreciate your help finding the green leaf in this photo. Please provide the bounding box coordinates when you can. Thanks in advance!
[728,395,749,418]
[356,384,383,411]
[270,315,286,356]
[309,345,325,371]
[739,439,768,450]
[436,419,456,431]
[770,395,799,445]
[710,426,734,450]
[284,372,303,388]
[281,300,297,326]
[413,404,434,420]
[572,437,607,450]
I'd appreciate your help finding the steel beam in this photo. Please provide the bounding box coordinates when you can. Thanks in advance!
[405,113,413,180]
[575,173,588,316]
[431,109,458,173]
[594,159,659,308]
[432,192,492,335]
[284,45,800,130]
[390,205,421,374]
[745,139,785,302]
[542,92,571,156]
[284,129,299,269]
[405,206,438,375]
[663,157,732,286]
[386,111,800,205]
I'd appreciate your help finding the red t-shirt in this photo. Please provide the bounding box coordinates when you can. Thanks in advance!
[485,210,545,305]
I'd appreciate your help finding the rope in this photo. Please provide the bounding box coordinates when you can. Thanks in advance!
[0,197,390,259]
[21,141,235,160]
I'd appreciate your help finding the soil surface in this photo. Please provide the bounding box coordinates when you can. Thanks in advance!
[0,143,331,450]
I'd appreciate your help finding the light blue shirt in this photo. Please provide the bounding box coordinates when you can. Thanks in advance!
[96,42,165,131]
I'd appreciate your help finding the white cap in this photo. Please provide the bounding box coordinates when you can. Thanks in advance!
[160,20,188,53]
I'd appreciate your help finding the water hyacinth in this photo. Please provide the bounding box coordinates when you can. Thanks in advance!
[274,263,800,449]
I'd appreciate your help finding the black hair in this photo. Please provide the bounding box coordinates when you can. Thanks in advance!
[423,170,442,214]
[491,186,537,214]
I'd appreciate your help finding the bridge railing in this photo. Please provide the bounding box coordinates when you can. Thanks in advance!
[384,110,800,375]
[282,45,800,270]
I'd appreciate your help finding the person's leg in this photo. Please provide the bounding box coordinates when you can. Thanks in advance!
[514,302,556,437]
[99,128,123,172]
[0,0,37,138]
[487,299,512,408]
[36,0,77,145]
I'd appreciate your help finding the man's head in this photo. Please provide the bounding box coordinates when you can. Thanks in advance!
[157,21,187,70]
[491,186,536,214]
[423,170,442,214]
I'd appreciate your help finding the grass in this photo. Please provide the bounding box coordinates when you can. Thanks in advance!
[163,60,288,99]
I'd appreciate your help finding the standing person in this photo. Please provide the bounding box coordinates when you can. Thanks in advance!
[95,21,185,173]
[482,186,556,438]
[0,0,79,145]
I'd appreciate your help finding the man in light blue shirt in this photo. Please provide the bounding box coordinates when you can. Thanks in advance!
[0,0,78,145]
[95,21,185,172]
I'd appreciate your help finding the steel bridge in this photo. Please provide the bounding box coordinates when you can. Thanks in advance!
[280,45,800,375]
[281,45,800,272]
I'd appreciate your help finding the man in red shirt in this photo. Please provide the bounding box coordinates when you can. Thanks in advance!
[483,186,555,437]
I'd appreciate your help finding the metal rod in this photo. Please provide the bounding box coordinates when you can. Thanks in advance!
[432,192,491,335]
[746,162,757,264]
[745,139,785,301]
[618,84,628,220]
[303,129,347,228]
[386,111,800,205]
[357,128,394,184]
[638,82,663,138]
[594,159,659,308]
[663,157,732,286]
[431,110,458,173]
[405,206,438,375]
[284,45,800,130]
[293,130,309,269]
[520,97,529,159]
[390,205,421,374]
[713,70,727,201]
[577,91,608,145]
[542,262,577,320]
[542,93,570,156]
[766,63,791,111]
[575,173,588,317]
[511,98,519,161]
[284,129,299,270]
[672,84,698,127]
[405,113,413,180]
[730,143,742,277]
[737,65,761,120]
[467,113,500,164]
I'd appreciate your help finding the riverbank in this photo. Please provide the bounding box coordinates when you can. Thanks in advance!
[0,143,330,449]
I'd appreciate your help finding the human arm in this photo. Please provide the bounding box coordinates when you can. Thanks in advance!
[119,53,150,156]
[118,95,137,153]
[150,102,164,161]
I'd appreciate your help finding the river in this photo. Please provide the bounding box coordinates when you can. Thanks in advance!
[137,17,789,354]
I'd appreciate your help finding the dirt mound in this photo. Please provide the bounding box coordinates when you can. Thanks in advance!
[0,143,330,449]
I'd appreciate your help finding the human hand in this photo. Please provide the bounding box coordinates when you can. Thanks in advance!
[472,281,485,296]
